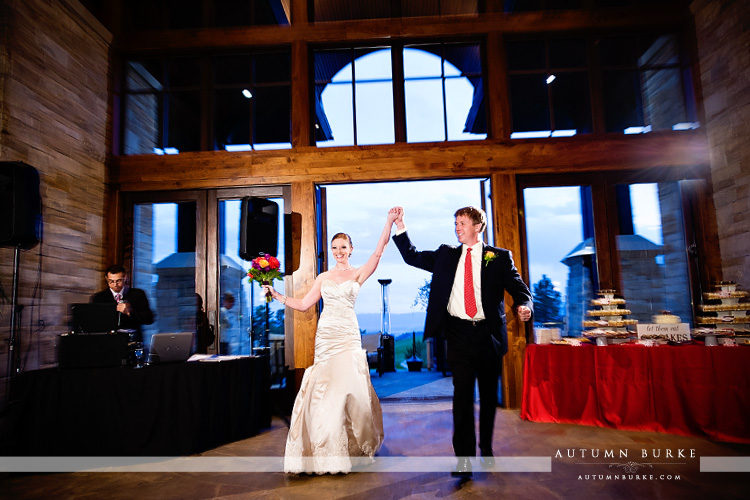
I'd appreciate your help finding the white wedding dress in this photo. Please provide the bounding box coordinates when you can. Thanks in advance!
[284,279,384,474]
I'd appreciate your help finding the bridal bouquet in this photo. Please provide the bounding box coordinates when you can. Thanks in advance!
[247,254,283,302]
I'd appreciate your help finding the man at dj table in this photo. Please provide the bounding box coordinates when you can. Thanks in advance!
[91,264,154,342]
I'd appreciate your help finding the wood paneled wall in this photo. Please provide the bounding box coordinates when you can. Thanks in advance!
[0,0,111,399]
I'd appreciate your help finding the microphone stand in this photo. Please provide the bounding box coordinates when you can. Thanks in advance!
[4,245,22,411]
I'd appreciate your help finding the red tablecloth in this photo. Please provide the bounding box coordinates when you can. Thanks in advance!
[521,343,750,443]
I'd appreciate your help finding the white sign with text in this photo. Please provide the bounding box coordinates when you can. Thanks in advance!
[636,323,692,342]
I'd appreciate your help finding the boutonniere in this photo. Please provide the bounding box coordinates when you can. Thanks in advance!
[483,250,496,267]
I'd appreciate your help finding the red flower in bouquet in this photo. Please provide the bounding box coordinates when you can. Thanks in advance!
[247,254,283,302]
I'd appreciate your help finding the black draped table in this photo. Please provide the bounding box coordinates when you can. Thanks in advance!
[6,357,271,456]
[521,344,750,443]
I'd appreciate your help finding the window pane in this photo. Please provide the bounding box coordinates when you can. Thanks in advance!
[550,72,591,133]
[315,49,353,84]
[126,60,163,91]
[255,51,290,83]
[602,70,643,133]
[219,198,286,356]
[599,36,637,67]
[524,186,596,337]
[444,43,482,76]
[549,39,586,68]
[133,202,199,355]
[642,68,687,131]
[617,182,693,327]
[638,35,679,67]
[507,40,546,70]
[317,82,354,147]
[404,46,442,78]
[405,79,445,142]
[254,85,291,146]
[215,55,251,85]
[510,74,550,132]
[214,89,250,150]
[123,93,160,154]
[355,81,394,145]
[354,48,391,81]
[446,77,486,140]
[166,91,201,152]
[167,58,201,88]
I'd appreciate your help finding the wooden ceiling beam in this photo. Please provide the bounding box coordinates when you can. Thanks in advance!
[116,7,689,53]
[113,132,709,191]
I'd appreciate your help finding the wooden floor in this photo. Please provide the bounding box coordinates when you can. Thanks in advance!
[2,392,749,500]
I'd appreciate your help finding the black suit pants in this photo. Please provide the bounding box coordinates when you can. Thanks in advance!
[445,316,502,457]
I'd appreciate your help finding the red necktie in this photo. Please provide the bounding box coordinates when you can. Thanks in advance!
[464,247,477,318]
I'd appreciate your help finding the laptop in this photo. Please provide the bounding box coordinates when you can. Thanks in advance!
[70,303,120,334]
[148,332,193,363]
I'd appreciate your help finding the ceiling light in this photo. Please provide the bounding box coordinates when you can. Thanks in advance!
[546,75,556,84]
[242,89,253,99]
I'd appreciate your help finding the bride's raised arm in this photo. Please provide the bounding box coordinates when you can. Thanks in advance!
[355,208,399,285]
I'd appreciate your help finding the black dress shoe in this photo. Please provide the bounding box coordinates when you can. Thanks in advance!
[480,448,495,467]
[451,458,473,478]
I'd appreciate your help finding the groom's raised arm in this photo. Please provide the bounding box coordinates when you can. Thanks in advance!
[391,208,437,273]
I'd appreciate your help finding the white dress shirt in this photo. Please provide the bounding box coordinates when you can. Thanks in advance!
[448,241,485,320]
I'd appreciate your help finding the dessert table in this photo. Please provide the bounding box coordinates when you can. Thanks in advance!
[521,343,750,443]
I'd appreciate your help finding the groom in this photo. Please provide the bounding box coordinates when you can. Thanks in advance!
[392,206,532,478]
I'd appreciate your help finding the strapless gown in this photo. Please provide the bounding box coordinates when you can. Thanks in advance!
[284,279,384,474]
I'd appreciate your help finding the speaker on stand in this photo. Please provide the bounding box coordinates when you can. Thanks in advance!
[0,161,42,411]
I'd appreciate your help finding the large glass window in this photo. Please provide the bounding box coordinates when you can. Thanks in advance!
[122,57,202,154]
[314,42,485,147]
[404,43,487,142]
[523,186,597,337]
[213,51,291,151]
[218,197,286,355]
[506,33,696,138]
[132,202,198,354]
[522,177,697,339]
[600,34,693,133]
[122,50,291,155]
[314,47,395,147]
[616,182,693,326]
[507,38,591,138]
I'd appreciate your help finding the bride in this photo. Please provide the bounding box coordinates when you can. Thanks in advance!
[263,208,399,474]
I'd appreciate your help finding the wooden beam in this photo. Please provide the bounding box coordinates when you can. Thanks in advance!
[114,133,710,191]
[116,8,689,53]
[491,173,526,409]
[288,181,319,369]
[291,39,311,148]
[485,31,510,139]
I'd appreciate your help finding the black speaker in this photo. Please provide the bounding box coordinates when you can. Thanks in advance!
[0,161,41,249]
[240,197,279,260]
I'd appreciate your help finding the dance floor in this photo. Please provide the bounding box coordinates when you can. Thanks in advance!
[1,370,748,499]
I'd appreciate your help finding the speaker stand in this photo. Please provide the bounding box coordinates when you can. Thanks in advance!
[3,245,22,411]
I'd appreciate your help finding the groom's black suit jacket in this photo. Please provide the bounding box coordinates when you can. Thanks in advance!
[393,231,532,357]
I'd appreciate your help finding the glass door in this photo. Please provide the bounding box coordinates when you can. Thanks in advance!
[126,190,207,355]
[208,187,289,356]
[126,187,290,366]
